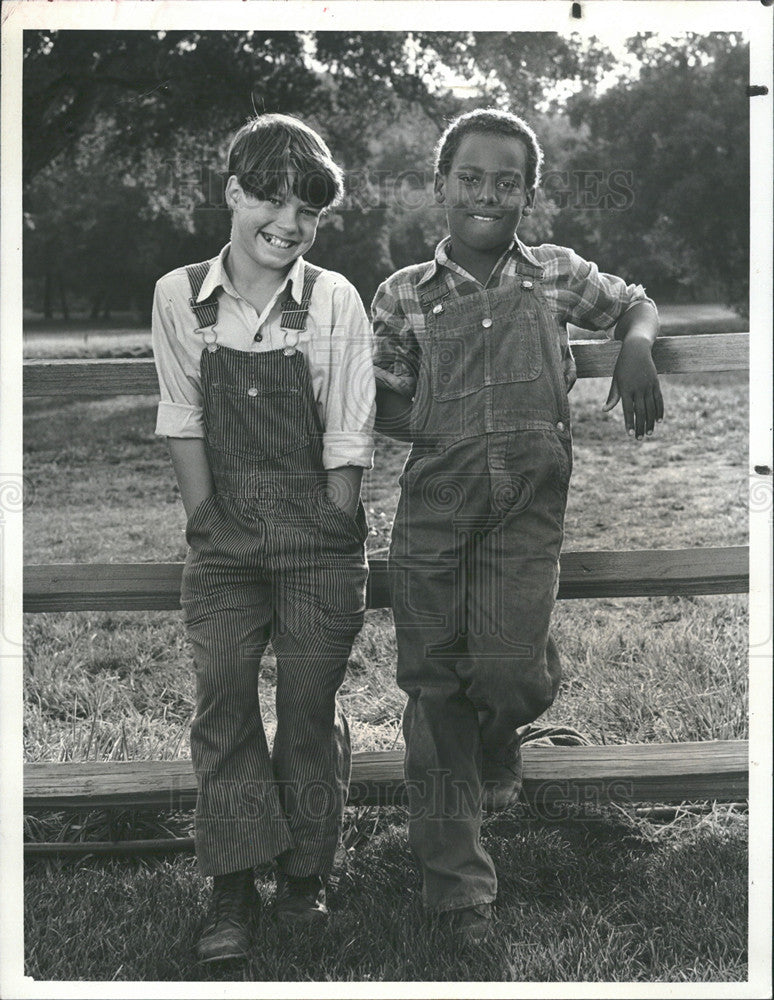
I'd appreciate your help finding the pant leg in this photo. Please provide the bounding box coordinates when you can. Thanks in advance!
[391,444,497,912]
[270,498,367,878]
[185,599,295,876]
[182,494,294,875]
[463,431,568,751]
[271,613,353,878]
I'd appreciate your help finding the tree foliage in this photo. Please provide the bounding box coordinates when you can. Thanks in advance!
[23,30,749,320]
[553,33,749,313]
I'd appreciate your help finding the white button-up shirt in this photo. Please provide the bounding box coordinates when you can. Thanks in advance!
[152,245,375,469]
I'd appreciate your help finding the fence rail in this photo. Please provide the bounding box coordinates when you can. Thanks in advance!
[24,546,749,613]
[25,741,749,811]
[24,333,749,397]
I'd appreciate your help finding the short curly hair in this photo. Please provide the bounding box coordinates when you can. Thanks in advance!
[227,113,344,210]
[435,108,543,189]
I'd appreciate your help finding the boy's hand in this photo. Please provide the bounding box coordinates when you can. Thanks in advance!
[166,437,215,518]
[603,338,664,439]
[326,466,363,520]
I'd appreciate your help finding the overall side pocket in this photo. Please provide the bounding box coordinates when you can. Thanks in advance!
[185,493,217,546]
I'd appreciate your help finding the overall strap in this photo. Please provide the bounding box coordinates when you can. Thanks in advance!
[280,263,322,331]
[185,260,219,329]
[514,257,545,282]
[418,275,452,313]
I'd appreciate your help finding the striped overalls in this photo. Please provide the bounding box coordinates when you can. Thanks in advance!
[181,263,368,877]
[390,258,570,911]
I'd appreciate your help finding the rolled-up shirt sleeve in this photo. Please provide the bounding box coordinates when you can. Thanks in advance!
[152,279,205,438]
[319,282,375,470]
[558,249,657,337]
[371,280,421,399]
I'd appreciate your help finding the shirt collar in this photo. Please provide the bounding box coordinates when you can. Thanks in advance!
[197,244,306,304]
[417,232,540,286]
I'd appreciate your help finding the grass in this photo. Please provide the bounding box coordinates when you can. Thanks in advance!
[22,361,750,983]
[25,814,747,982]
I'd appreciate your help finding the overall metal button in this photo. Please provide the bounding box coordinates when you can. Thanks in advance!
[432,303,444,315]
[247,387,259,397]
[557,421,565,431]
[522,280,534,290]
[481,317,493,328]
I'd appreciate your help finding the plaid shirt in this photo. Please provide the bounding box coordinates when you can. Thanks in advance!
[372,236,656,398]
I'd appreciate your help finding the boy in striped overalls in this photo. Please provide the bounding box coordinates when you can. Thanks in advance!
[152,114,374,961]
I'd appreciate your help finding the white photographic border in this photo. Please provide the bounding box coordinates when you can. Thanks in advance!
[2,3,771,997]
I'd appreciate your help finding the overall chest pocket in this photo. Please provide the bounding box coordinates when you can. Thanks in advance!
[429,326,482,401]
[484,301,543,386]
[204,372,313,462]
[429,296,543,402]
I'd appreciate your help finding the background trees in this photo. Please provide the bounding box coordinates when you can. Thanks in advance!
[554,33,750,315]
[22,30,749,320]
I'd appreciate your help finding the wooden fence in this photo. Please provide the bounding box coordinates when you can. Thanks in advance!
[23,333,750,832]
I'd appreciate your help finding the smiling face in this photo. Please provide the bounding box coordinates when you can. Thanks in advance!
[434,131,536,273]
[225,175,321,279]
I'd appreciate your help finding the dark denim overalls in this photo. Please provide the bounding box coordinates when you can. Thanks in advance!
[390,257,570,911]
[181,262,368,877]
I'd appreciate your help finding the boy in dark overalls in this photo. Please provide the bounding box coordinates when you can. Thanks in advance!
[372,109,663,945]
[152,114,374,961]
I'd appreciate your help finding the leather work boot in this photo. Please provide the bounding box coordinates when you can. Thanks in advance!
[196,869,257,963]
[481,736,523,812]
[444,902,494,946]
[275,873,329,927]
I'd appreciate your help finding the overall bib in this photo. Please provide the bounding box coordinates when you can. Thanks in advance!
[181,264,368,877]
[390,258,571,911]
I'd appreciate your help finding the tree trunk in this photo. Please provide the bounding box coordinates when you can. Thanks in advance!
[43,271,53,320]
[58,273,70,321]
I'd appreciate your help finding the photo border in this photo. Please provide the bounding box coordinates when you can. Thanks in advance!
[2,3,771,997]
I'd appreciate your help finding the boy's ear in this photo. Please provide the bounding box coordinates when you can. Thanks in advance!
[433,172,446,205]
[225,175,241,210]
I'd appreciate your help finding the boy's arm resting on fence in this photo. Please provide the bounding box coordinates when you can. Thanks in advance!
[603,301,664,439]
[548,248,663,439]
[166,437,215,519]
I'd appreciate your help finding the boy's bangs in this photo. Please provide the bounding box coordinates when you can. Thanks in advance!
[239,164,337,210]
[295,165,339,210]
[239,166,291,203]
[235,127,340,210]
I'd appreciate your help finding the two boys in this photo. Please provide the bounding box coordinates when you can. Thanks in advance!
[153,108,663,958]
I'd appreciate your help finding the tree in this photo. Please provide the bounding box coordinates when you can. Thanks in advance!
[23,31,325,185]
[434,32,615,114]
[24,30,635,317]
[554,33,749,313]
